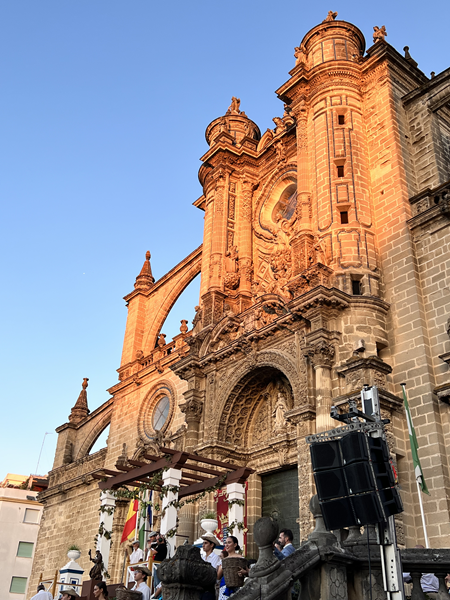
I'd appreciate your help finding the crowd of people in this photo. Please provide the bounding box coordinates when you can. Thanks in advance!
[30,529,450,600]
[199,528,295,600]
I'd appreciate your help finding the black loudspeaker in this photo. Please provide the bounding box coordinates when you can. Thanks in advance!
[372,462,396,491]
[341,431,369,464]
[345,461,376,494]
[321,497,357,530]
[314,468,348,501]
[352,492,385,525]
[310,441,342,471]
[379,487,403,517]
[368,437,390,463]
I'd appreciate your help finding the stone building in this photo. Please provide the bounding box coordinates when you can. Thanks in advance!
[29,13,450,596]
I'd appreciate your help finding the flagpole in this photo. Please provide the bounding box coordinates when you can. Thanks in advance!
[401,383,430,548]
[416,479,429,548]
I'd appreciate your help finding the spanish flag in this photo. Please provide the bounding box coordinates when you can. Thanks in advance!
[121,499,139,543]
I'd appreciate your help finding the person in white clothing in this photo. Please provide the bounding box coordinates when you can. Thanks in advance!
[131,566,151,600]
[201,533,222,570]
[30,584,53,600]
[200,533,222,600]
[130,540,145,564]
[128,540,146,582]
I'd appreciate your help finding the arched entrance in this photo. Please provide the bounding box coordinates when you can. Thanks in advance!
[218,366,301,554]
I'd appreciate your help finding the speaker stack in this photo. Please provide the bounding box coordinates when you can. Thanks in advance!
[310,431,403,531]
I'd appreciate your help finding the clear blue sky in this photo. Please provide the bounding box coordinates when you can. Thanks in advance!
[0,0,447,479]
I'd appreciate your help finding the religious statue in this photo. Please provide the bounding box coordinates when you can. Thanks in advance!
[272,391,289,433]
[272,117,286,134]
[227,96,241,114]
[323,11,338,22]
[225,245,239,272]
[89,549,104,581]
[373,26,387,43]
[313,235,328,265]
[294,45,306,66]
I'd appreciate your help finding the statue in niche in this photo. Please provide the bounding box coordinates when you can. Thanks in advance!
[272,390,289,434]
[313,235,330,265]
[225,245,239,272]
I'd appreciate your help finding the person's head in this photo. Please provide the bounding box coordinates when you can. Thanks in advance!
[133,566,150,583]
[37,584,46,591]
[93,581,108,599]
[279,529,293,546]
[132,541,140,550]
[224,536,240,554]
[202,539,215,555]
[61,590,80,600]
[201,533,220,555]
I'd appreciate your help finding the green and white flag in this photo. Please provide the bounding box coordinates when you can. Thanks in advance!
[401,384,430,495]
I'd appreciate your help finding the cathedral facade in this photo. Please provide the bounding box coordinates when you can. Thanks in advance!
[29,14,450,595]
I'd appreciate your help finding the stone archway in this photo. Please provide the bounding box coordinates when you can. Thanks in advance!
[218,367,294,449]
[215,349,306,436]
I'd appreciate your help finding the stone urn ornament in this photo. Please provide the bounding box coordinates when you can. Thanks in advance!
[200,511,218,536]
[67,546,81,561]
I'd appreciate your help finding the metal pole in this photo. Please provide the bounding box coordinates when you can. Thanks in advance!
[416,479,429,548]
[35,432,52,475]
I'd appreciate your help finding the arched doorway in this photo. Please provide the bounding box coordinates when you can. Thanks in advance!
[218,366,300,554]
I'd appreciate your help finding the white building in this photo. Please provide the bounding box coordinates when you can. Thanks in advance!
[0,474,47,599]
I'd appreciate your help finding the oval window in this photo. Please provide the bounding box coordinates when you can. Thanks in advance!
[271,184,298,222]
[152,396,170,431]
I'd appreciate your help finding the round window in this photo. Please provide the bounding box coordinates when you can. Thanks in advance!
[152,396,170,431]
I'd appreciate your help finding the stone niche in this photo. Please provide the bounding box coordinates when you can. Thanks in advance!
[336,355,392,394]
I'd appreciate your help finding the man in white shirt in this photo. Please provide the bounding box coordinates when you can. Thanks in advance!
[30,584,53,600]
[200,533,222,600]
[130,540,145,564]
[201,533,222,570]
[132,566,151,600]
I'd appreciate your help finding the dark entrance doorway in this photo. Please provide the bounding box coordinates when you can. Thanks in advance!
[261,467,300,547]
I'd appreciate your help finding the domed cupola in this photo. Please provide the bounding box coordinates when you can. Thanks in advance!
[205,97,261,148]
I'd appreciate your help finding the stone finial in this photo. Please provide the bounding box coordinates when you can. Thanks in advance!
[323,10,338,22]
[180,320,188,335]
[431,71,435,78]
[69,378,90,423]
[157,333,166,348]
[373,25,387,43]
[134,250,155,290]
[226,96,241,115]
[404,46,418,68]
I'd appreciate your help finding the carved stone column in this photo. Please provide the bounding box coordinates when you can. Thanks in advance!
[238,176,254,296]
[292,99,312,231]
[180,392,203,452]
[209,168,228,290]
[199,191,215,299]
[286,408,316,542]
[303,340,336,433]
